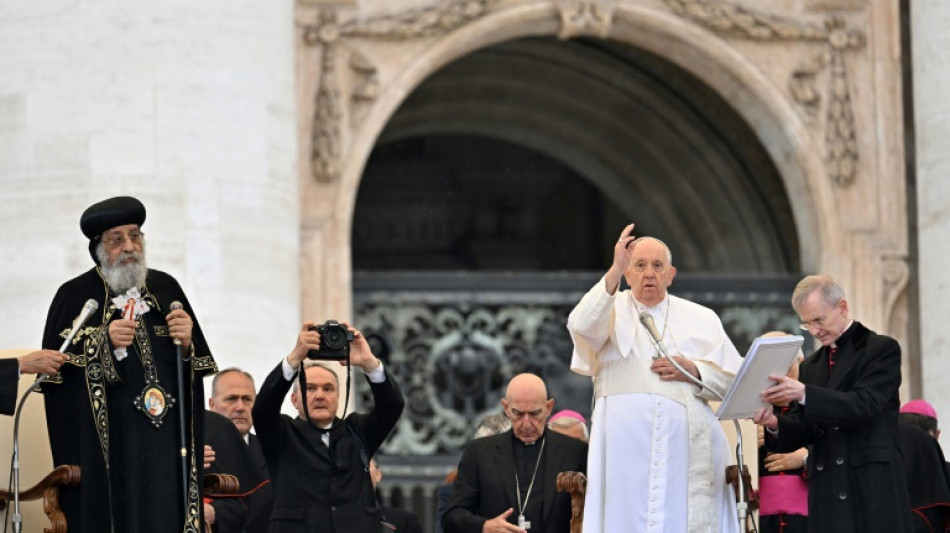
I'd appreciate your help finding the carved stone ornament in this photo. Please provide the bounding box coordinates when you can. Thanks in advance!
[661,0,866,187]
[881,252,909,327]
[556,0,616,39]
[301,0,494,183]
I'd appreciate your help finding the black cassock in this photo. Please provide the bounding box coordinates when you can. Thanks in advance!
[40,267,217,533]
[0,358,17,415]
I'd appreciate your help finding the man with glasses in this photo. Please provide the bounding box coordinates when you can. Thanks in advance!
[40,196,217,533]
[442,373,587,533]
[567,224,743,533]
[754,274,911,532]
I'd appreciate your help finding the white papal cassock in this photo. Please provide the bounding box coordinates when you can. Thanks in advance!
[568,277,743,533]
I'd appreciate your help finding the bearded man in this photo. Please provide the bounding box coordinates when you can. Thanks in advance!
[40,196,217,533]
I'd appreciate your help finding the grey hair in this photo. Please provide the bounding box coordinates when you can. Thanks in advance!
[211,367,256,397]
[473,413,511,439]
[631,236,673,264]
[547,416,590,440]
[791,275,846,313]
[96,239,148,293]
[291,360,340,393]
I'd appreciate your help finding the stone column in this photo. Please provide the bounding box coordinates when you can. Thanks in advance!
[0,0,300,386]
[912,0,950,452]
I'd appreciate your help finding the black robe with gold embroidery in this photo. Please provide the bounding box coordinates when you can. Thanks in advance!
[40,267,217,533]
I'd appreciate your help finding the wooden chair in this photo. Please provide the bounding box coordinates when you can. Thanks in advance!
[556,471,586,533]
[0,466,239,533]
[0,464,80,533]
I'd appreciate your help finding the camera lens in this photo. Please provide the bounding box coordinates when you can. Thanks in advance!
[325,327,346,349]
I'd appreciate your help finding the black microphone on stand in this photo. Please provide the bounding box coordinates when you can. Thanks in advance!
[169,301,190,523]
[11,298,98,533]
[639,310,751,530]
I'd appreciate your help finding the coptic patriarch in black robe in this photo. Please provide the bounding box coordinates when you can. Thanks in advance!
[40,196,217,533]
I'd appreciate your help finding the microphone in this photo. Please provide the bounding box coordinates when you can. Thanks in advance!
[638,312,666,362]
[169,301,183,346]
[58,299,100,353]
[12,298,98,532]
[638,312,662,345]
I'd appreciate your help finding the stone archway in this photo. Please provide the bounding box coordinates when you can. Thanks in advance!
[295,0,909,390]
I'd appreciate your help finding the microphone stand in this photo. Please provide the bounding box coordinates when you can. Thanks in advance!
[640,314,751,532]
[11,373,50,533]
[12,299,98,533]
[169,302,189,526]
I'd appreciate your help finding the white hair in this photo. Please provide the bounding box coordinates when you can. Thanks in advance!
[631,236,673,264]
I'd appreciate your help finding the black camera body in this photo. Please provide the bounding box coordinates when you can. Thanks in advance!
[307,320,354,360]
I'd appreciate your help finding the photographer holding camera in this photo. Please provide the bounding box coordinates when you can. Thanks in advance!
[252,321,405,533]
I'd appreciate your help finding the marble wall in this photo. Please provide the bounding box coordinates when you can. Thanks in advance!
[0,0,300,399]
[912,0,950,453]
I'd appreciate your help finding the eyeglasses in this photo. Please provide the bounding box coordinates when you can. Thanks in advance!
[101,230,144,249]
[798,306,839,331]
[798,316,828,331]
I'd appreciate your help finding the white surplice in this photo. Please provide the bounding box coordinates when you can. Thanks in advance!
[568,277,743,533]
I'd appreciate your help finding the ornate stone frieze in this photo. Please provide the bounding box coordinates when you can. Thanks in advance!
[556,0,616,39]
[661,0,865,187]
[300,0,494,182]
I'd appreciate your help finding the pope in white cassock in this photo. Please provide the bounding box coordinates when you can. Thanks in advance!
[567,224,742,533]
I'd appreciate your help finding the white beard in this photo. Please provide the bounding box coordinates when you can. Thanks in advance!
[97,243,148,293]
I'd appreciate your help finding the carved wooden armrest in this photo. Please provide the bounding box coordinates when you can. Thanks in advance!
[203,473,240,496]
[202,473,240,533]
[556,471,587,533]
[0,464,81,533]
[725,464,758,511]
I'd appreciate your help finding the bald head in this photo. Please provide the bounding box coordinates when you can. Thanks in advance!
[502,373,554,444]
[506,373,548,402]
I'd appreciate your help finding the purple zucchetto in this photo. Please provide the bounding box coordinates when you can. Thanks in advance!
[900,399,938,421]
